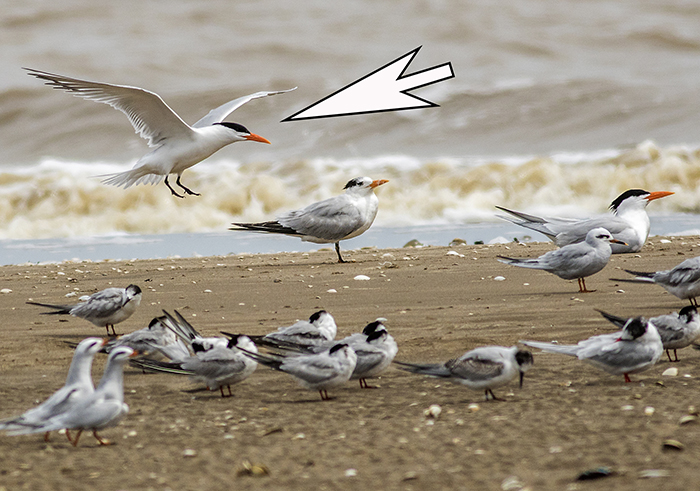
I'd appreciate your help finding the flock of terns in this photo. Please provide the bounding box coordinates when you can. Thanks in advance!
[5,68,700,448]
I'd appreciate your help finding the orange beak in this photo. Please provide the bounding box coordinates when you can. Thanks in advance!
[610,239,628,245]
[245,133,271,144]
[370,179,389,189]
[646,191,674,201]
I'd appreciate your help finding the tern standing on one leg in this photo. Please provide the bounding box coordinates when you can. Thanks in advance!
[496,189,673,253]
[394,346,533,402]
[27,284,142,336]
[497,228,625,293]
[230,177,388,263]
[24,68,295,198]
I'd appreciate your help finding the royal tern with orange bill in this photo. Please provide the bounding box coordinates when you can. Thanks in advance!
[394,346,533,401]
[496,189,673,253]
[521,317,663,383]
[27,284,142,336]
[597,306,700,362]
[230,176,388,263]
[24,68,295,198]
[498,228,625,293]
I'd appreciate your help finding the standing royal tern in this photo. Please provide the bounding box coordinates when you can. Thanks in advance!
[27,284,142,336]
[0,337,106,442]
[394,346,533,401]
[9,346,138,446]
[238,343,357,401]
[24,68,295,198]
[612,256,700,306]
[597,306,700,362]
[230,177,389,263]
[521,317,663,383]
[496,189,674,253]
[498,228,625,293]
[131,334,258,398]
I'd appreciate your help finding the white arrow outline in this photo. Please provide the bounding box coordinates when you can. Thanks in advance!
[282,46,454,122]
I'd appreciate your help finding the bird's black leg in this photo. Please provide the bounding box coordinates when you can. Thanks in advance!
[176,175,200,196]
[335,242,346,263]
[164,176,185,198]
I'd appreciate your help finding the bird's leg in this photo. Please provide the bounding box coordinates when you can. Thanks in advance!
[320,389,330,400]
[227,385,233,397]
[578,278,596,293]
[92,430,111,446]
[71,429,83,447]
[666,349,674,363]
[673,349,680,362]
[335,242,346,263]
[44,431,51,443]
[485,389,506,402]
[359,378,377,389]
[623,373,632,383]
[176,175,201,197]
[164,176,185,198]
[107,324,118,337]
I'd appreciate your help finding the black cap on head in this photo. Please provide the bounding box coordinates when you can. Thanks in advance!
[366,329,387,343]
[227,335,241,348]
[343,177,366,190]
[624,317,647,339]
[329,343,348,354]
[309,310,327,323]
[362,321,384,336]
[679,305,697,319]
[609,189,649,211]
[214,122,251,134]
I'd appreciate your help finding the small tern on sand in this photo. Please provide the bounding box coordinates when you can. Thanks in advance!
[0,337,106,442]
[131,334,258,398]
[24,68,295,198]
[27,284,142,336]
[242,310,337,350]
[597,306,700,362]
[498,228,625,293]
[230,176,388,263]
[496,189,673,253]
[612,256,700,306]
[250,320,398,389]
[239,343,357,401]
[9,346,137,447]
[394,346,533,401]
[521,317,663,383]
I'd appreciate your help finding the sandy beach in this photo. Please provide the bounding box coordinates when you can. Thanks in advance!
[2,237,700,490]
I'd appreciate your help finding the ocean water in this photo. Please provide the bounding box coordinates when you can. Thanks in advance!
[2,0,700,263]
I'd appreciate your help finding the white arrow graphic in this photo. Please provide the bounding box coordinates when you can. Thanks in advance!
[282,46,454,121]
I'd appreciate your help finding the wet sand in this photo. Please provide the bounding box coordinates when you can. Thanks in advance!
[1,237,700,490]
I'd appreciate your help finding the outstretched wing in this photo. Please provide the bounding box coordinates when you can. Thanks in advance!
[192,88,296,128]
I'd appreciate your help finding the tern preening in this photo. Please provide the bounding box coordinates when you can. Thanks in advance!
[27,284,142,336]
[498,228,625,293]
[612,256,700,306]
[24,68,295,198]
[496,189,673,253]
[521,317,663,383]
[394,346,533,401]
[230,176,388,263]
[597,306,700,362]
[238,310,337,351]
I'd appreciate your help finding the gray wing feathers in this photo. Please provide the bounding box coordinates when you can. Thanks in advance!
[192,88,297,128]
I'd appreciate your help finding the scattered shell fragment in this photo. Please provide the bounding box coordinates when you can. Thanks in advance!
[403,239,423,248]
[644,406,655,416]
[237,460,270,477]
[467,403,480,412]
[353,275,370,281]
[501,476,524,490]
[576,467,614,481]
[679,415,696,425]
[639,469,670,479]
[424,404,442,419]
[182,449,197,458]
[326,289,337,293]
[621,405,634,411]
[344,469,357,477]
[662,367,679,377]
[0,288,12,294]
[493,276,506,281]
[403,471,419,481]
[446,250,465,257]
[662,439,684,451]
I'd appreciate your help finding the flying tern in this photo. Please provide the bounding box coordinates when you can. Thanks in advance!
[498,228,625,293]
[230,176,388,263]
[131,334,258,398]
[27,284,142,336]
[521,317,663,383]
[597,306,700,362]
[9,346,137,446]
[24,68,295,198]
[496,189,673,253]
[0,337,106,442]
[394,346,533,401]
[238,343,357,401]
[612,256,700,306]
